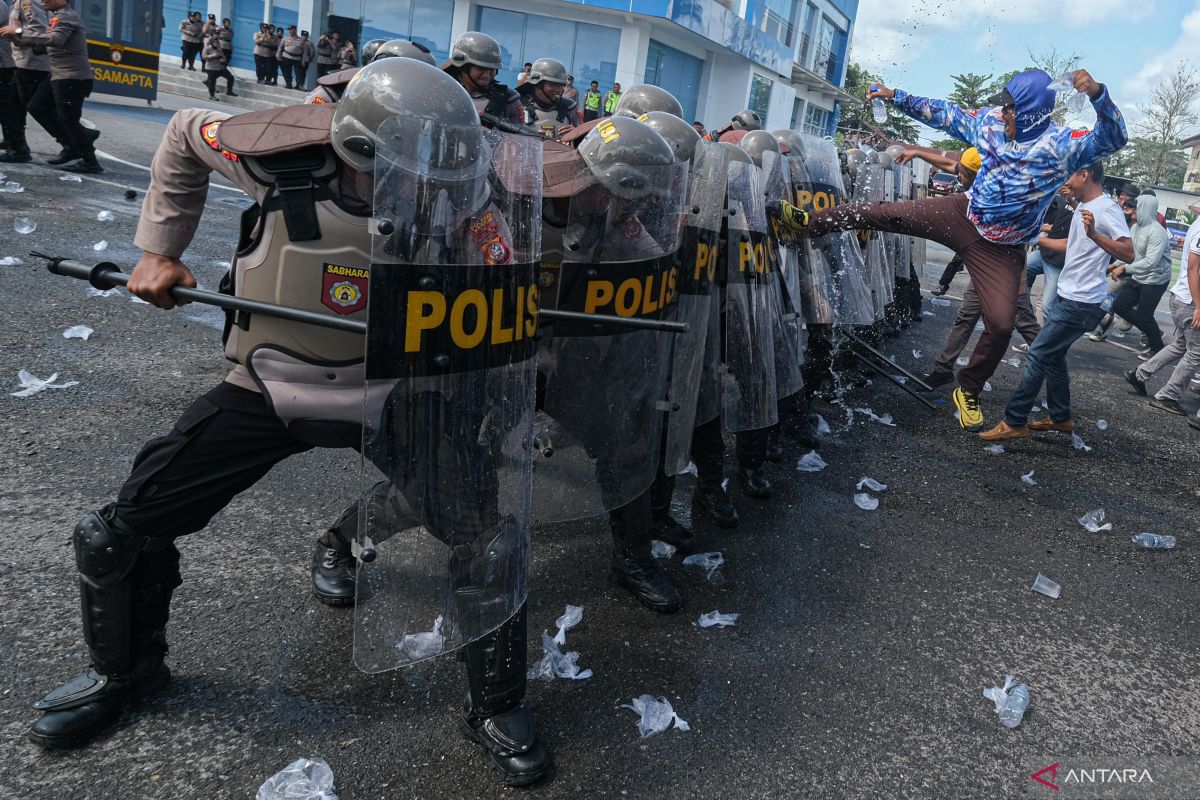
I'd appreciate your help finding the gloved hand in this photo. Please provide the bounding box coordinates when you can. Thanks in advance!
[769,199,810,233]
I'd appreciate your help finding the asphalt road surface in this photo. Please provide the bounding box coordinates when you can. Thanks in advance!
[1,95,1198,800]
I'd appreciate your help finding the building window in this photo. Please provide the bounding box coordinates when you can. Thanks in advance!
[803,104,829,137]
[748,74,773,119]
[357,0,454,63]
[645,40,703,123]
[790,97,804,129]
[748,0,799,47]
[475,6,620,91]
[797,2,816,66]
[812,16,834,79]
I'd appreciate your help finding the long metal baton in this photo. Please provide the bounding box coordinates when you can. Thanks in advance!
[34,255,689,334]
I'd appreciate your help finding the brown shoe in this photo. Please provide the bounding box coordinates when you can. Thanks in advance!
[979,421,1029,442]
[1028,417,1074,432]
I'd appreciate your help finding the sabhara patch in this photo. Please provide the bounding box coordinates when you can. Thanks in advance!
[482,237,512,265]
[321,263,368,314]
[622,218,644,239]
[200,120,238,162]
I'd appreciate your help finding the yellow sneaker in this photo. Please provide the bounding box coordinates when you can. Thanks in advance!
[952,386,985,431]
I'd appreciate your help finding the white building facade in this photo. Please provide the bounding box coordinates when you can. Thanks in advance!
[162,0,857,135]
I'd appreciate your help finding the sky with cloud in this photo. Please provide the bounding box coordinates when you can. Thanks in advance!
[847,0,1200,142]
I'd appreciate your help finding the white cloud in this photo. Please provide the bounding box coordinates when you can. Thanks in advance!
[1119,1,1200,111]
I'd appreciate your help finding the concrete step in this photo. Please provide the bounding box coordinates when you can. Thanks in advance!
[156,66,310,113]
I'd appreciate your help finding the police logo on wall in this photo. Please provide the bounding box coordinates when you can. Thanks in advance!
[321,263,368,315]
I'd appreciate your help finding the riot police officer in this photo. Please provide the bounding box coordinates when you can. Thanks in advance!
[702,108,762,141]
[441,31,522,125]
[517,57,575,137]
[24,58,551,787]
[303,38,433,105]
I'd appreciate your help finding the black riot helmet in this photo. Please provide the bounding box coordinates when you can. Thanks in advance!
[577,116,676,199]
[638,110,701,162]
[372,39,436,66]
[360,38,387,63]
[613,84,684,119]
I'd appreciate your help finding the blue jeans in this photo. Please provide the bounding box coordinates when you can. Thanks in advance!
[1026,250,1061,318]
[1004,297,1106,426]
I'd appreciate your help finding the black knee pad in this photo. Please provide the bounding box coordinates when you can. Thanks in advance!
[73,509,144,589]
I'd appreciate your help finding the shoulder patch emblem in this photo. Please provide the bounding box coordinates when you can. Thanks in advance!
[321,263,368,314]
[200,120,238,161]
[482,237,512,265]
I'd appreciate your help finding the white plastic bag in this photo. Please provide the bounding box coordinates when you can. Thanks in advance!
[698,610,739,628]
[620,694,690,738]
[256,757,337,800]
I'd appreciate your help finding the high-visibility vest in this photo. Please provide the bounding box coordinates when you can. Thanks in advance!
[603,91,620,113]
[584,90,601,111]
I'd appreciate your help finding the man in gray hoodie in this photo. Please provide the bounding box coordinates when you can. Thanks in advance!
[1107,193,1172,356]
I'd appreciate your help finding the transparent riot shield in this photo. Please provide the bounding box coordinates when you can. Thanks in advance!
[353,122,542,672]
[723,157,778,431]
[853,158,891,319]
[910,159,929,280]
[662,141,726,476]
[799,135,875,325]
[893,164,912,278]
[762,150,804,399]
[533,158,690,521]
[786,155,835,325]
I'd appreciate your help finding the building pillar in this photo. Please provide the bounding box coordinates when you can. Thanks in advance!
[450,0,473,45]
[614,23,645,92]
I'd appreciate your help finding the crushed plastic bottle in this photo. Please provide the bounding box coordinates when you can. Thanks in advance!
[853,406,896,427]
[1003,356,1021,368]
[955,355,969,367]
[529,630,592,681]
[63,325,93,340]
[2,181,23,193]
[698,610,739,628]
[983,444,1004,455]
[96,210,114,221]
[1077,508,1112,533]
[1031,572,1061,598]
[92,240,108,252]
[912,349,922,359]
[87,286,120,298]
[553,604,583,646]
[853,492,879,511]
[796,450,827,472]
[983,380,993,392]
[1071,432,1093,452]
[1096,419,1109,430]
[931,297,953,307]
[1021,470,1037,486]
[1131,533,1177,550]
[0,256,23,266]
[59,174,83,182]
[397,615,444,660]
[983,675,1030,729]
[856,476,887,492]
[256,757,337,800]
[14,217,36,234]
[922,309,935,316]
[11,369,79,397]
[682,551,725,585]
[620,695,690,738]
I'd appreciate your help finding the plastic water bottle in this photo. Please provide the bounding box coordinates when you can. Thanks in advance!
[869,85,887,124]
[1132,533,1177,550]
[998,682,1030,729]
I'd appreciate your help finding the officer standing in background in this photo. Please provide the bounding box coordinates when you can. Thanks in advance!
[218,17,233,65]
[602,81,620,116]
[200,31,236,101]
[201,12,216,39]
[315,30,339,77]
[1,0,102,173]
[298,29,315,89]
[252,22,273,83]
[517,57,575,138]
[3,0,76,165]
[275,24,303,89]
[23,58,552,787]
[178,11,201,70]
[561,73,578,123]
[338,38,356,68]
[582,79,601,121]
[441,31,522,125]
[0,0,18,154]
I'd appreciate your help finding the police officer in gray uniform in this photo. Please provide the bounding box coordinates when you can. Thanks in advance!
[517,57,575,136]
[441,31,522,125]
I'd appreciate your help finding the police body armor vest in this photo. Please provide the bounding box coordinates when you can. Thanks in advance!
[216,105,376,446]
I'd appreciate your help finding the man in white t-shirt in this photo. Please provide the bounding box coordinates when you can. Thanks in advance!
[1124,204,1200,423]
[981,162,1133,441]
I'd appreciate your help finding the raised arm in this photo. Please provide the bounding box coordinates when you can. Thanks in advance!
[870,84,982,146]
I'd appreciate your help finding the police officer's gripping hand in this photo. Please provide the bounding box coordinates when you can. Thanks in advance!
[1072,69,1102,100]
[128,252,197,309]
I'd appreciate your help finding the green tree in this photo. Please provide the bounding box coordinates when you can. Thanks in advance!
[1133,63,1200,185]
[928,137,970,152]
[838,61,919,143]
[948,72,993,110]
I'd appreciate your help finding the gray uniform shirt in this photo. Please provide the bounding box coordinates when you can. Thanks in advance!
[252,30,273,58]
[18,3,88,80]
[9,0,50,71]
[0,1,13,69]
[179,18,201,44]
[277,33,303,61]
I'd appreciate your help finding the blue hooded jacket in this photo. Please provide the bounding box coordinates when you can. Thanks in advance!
[892,69,1127,245]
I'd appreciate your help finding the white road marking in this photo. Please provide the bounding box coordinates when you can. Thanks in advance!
[95,150,245,194]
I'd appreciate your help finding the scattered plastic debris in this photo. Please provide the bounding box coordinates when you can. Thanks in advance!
[1021,470,1037,486]
[1131,533,1177,550]
[397,615,444,660]
[256,757,337,800]
[1031,573,1060,599]
[59,174,82,182]
[2,181,23,193]
[87,286,120,298]
[96,210,114,221]
[529,630,592,681]
[92,240,108,252]
[983,444,1005,455]
[651,539,676,559]
[682,551,725,584]
[63,325,93,340]
[853,406,895,427]
[983,675,1030,729]
[912,349,922,359]
[983,381,992,392]
[796,451,827,472]
[815,415,831,435]
[955,355,969,367]
[1071,433,1092,453]
[0,256,23,266]
[1003,356,1021,368]
[14,217,36,234]
[721,477,729,491]
[1077,508,1112,533]
[678,462,698,477]
[891,374,909,384]
[130,295,150,305]
[852,492,879,511]
[698,610,739,628]
[931,297,952,307]
[11,370,79,397]
[552,605,583,646]
[620,695,690,738]
[856,476,887,492]
[922,310,935,316]
[1096,419,1108,431]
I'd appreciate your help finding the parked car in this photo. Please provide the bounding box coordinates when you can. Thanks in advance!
[1166,221,1188,249]
[929,171,960,196]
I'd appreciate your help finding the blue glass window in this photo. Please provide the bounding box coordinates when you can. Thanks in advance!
[748,73,772,119]
[644,39,702,123]
[357,0,453,63]
[475,6,620,90]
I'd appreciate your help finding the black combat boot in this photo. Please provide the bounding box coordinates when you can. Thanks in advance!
[781,394,822,450]
[737,465,772,498]
[765,426,785,462]
[311,532,356,607]
[29,511,179,749]
[692,454,738,528]
[45,148,80,166]
[460,607,552,786]
[0,146,32,163]
[648,470,695,553]
[735,429,772,499]
[609,495,681,613]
